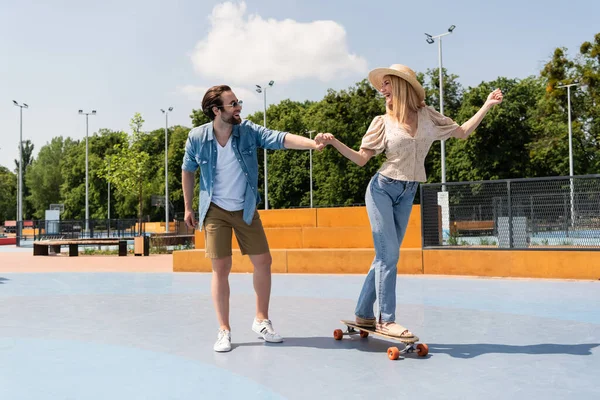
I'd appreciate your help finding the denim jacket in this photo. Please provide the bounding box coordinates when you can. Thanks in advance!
[181,120,288,229]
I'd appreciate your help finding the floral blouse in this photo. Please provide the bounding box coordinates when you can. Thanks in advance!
[360,106,465,182]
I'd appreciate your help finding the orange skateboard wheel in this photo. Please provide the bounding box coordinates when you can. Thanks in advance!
[359,330,369,339]
[333,329,344,340]
[416,343,429,357]
[387,346,400,360]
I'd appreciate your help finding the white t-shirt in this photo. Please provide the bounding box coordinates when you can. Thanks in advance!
[212,136,246,211]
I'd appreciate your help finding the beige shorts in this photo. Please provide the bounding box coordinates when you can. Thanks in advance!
[203,203,269,259]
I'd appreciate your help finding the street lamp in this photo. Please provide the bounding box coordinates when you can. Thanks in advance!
[557,82,579,226]
[106,157,111,222]
[161,107,173,232]
[256,80,275,210]
[78,109,96,234]
[307,130,316,208]
[425,24,456,184]
[12,100,28,237]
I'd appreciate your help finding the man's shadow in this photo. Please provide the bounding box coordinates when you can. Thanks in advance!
[235,336,600,358]
[235,335,398,354]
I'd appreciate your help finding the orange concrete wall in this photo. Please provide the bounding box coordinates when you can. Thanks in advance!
[316,207,370,227]
[192,205,422,250]
[144,222,177,233]
[301,227,373,248]
[286,248,422,274]
[174,205,599,280]
[259,208,316,228]
[403,205,422,248]
[175,247,599,280]
[195,228,305,249]
[173,248,423,275]
[423,249,600,280]
[173,249,288,273]
[177,205,424,275]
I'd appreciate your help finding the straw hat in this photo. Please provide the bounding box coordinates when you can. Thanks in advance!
[368,64,425,103]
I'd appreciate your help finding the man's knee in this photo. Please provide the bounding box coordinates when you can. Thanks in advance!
[212,257,232,275]
[250,252,272,269]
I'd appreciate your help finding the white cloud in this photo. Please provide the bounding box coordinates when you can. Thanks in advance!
[190,1,368,85]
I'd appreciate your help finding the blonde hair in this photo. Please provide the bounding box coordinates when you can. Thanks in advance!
[386,75,422,128]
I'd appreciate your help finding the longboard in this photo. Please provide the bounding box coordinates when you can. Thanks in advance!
[334,320,429,360]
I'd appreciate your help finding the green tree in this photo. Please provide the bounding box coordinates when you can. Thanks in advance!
[26,137,70,219]
[304,79,385,206]
[99,113,151,226]
[14,140,35,219]
[92,129,130,219]
[417,68,464,184]
[532,36,597,176]
[0,166,17,223]
[245,100,314,208]
[58,129,128,220]
[190,109,211,127]
[59,137,86,220]
[575,33,600,172]
[167,125,192,217]
[137,127,168,221]
[447,76,543,181]
[419,67,464,118]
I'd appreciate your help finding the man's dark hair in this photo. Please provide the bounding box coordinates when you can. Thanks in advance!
[202,85,232,120]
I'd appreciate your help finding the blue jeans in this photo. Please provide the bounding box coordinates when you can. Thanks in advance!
[355,173,418,323]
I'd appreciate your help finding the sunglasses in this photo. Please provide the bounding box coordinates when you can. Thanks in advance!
[217,100,243,109]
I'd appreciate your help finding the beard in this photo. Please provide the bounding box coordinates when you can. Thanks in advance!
[221,113,242,125]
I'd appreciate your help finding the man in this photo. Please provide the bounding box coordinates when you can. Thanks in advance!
[182,85,324,352]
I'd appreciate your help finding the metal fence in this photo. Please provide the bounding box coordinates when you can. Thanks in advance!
[15,218,146,246]
[420,175,600,249]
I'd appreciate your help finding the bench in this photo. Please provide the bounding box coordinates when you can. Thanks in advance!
[451,220,495,236]
[33,239,129,257]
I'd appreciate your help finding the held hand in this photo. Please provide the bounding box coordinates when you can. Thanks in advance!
[485,88,503,107]
[314,132,335,150]
[184,209,197,229]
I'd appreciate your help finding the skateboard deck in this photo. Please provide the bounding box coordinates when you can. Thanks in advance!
[334,320,429,360]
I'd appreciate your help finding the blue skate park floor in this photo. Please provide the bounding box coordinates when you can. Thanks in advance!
[0,249,599,399]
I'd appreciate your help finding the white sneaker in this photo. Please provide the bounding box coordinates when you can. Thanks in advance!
[252,318,283,343]
[214,329,232,352]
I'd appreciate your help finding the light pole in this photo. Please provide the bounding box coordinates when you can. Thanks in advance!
[256,80,274,209]
[78,109,96,233]
[307,130,316,208]
[106,157,111,221]
[557,83,579,226]
[12,100,28,233]
[161,107,173,232]
[425,24,456,184]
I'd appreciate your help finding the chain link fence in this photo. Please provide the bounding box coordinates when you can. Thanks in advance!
[421,175,600,249]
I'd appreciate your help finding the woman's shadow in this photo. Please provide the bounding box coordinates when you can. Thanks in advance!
[235,335,599,358]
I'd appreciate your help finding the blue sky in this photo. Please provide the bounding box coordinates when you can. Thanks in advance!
[1,0,597,170]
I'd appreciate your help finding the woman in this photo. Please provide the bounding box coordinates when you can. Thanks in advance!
[316,64,503,338]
